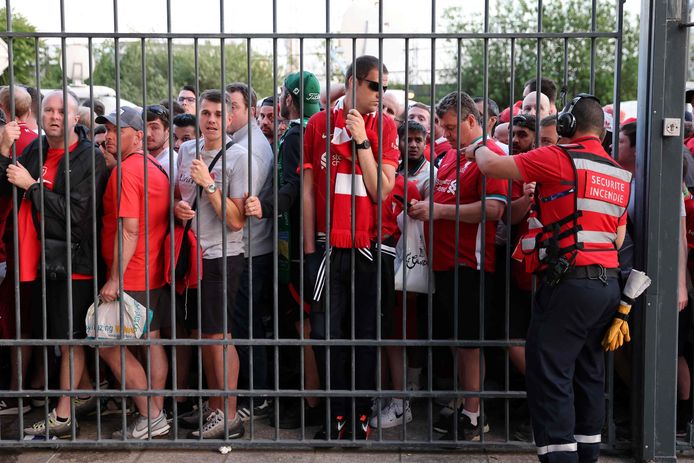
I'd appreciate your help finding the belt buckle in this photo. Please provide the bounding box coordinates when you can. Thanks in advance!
[588,265,608,285]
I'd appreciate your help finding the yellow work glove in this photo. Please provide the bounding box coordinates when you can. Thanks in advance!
[602,304,631,351]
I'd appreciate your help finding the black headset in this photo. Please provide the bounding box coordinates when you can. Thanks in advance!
[556,93,601,138]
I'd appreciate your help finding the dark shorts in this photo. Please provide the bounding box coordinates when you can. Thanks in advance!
[127,287,165,333]
[30,279,95,340]
[186,255,244,335]
[157,285,192,335]
[380,250,396,338]
[434,266,493,342]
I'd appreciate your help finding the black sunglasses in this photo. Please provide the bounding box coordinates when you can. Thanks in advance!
[144,105,170,124]
[360,78,387,93]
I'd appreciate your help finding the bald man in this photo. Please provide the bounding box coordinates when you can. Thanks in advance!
[0,91,108,436]
[521,91,551,120]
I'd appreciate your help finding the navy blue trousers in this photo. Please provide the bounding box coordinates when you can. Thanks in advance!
[525,277,619,463]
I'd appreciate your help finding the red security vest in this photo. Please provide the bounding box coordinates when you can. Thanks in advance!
[515,143,631,271]
[685,193,694,249]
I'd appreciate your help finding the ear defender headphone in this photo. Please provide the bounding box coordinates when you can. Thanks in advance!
[556,93,601,138]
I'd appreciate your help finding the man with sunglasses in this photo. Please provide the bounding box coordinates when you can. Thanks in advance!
[303,55,399,440]
[144,105,177,179]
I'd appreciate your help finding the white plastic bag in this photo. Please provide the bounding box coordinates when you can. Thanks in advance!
[394,213,433,294]
[85,292,153,339]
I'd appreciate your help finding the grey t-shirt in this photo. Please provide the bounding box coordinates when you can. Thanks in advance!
[231,121,274,257]
[176,137,250,259]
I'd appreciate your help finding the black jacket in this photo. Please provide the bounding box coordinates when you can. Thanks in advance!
[0,125,108,277]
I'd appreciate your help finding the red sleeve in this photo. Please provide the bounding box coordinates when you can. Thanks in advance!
[118,164,141,219]
[618,211,627,226]
[513,145,568,184]
[482,140,510,203]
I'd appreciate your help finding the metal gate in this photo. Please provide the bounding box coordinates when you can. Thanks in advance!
[0,0,689,460]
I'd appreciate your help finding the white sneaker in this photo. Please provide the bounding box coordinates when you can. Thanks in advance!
[112,410,170,439]
[188,409,244,439]
[370,399,412,429]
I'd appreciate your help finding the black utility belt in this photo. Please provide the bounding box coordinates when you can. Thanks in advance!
[561,265,619,281]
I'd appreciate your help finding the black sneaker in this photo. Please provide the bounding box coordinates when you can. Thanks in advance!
[0,398,30,416]
[354,414,371,440]
[440,413,489,442]
[433,412,455,434]
[268,400,299,429]
[313,415,347,440]
[237,398,272,423]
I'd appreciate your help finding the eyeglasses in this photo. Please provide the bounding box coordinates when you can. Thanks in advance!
[178,96,196,104]
[360,78,387,93]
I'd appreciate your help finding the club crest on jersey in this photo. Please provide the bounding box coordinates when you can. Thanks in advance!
[320,152,341,169]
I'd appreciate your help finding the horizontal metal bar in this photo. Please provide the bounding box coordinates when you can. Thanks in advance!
[0,439,633,451]
[0,389,531,399]
[680,21,694,27]
[0,31,621,40]
[0,339,527,347]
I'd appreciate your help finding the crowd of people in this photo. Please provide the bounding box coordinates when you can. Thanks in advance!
[0,54,692,463]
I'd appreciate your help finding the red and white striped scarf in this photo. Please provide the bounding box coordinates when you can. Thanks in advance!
[329,99,380,249]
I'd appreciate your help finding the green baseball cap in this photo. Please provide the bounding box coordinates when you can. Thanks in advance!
[283,71,321,118]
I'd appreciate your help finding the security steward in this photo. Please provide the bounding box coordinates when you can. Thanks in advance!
[465,94,630,463]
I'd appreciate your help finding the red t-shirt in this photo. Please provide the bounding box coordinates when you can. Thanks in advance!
[101,151,170,291]
[512,136,627,268]
[0,124,38,263]
[303,108,400,239]
[429,139,509,273]
[17,141,92,282]
[382,175,421,243]
[16,123,37,156]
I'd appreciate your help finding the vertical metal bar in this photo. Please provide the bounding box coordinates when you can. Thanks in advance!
[478,0,491,444]
[504,37,517,443]
[218,0,229,438]
[401,35,410,445]
[140,36,153,436]
[194,36,204,435]
[427,0,436,444]
[165,0,179,439]
[349,39,357,441]
[375,0,385,444]
[245,35,255,440]
[451,35,461,443]
[297,37,306,440]
[86,35,103,441]
[633,0,687,460]
[270,0,279,441]
[611,0,625,162]
[324,0,332,433]
[112,0,129,434]
[58,0,76,439]
[590,0,598,95]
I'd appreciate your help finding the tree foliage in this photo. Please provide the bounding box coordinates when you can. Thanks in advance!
[91,40,277,105]
[441,0,639,109]
[0,8,38,86]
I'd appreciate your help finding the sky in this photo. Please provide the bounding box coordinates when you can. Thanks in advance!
[10,0,644,88]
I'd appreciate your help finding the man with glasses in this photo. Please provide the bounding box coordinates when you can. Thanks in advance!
[303,55,399,440]
[144,105,177,179]
[178,85,197,116]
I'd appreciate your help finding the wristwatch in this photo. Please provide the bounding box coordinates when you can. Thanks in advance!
[354,139,371,150]
[205,183,217,194]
